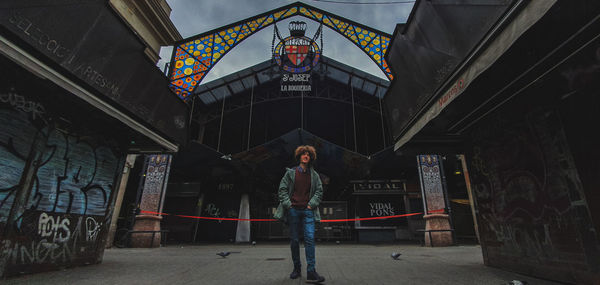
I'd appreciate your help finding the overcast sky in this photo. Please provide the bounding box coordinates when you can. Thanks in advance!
[158,0,415,83]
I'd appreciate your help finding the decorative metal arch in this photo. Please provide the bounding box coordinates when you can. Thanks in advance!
[168,1,393,101]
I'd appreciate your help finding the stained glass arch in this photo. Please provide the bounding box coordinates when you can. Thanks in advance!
[168,1,393,101]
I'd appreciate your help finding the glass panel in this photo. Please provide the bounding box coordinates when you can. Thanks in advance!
[212,86,231,100]
[327,66,349,85]
[237,68,253,78]
[198,92,216,105]
[257,67,279,84]
[376,87,388,98]
[194,84,209,95]
[362,81,376,95]
[351,76,364,90]
[205,78,225,90]
[241,76,257,89]
[229,80,244,94]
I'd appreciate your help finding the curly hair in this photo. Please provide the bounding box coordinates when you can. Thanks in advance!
[294,145,317,164]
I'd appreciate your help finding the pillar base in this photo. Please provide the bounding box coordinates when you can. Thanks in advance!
[423,213,453,247]
[131,215,162,248]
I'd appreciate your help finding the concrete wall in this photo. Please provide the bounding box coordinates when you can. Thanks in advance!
[109,0,182,63]
[0,90,123,277]
[466,99,600,283]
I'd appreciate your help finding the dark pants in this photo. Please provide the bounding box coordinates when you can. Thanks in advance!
[288,208,316,272]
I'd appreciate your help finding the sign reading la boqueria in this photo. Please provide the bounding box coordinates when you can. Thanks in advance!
[281,73,311,91]
[273,21,321,92]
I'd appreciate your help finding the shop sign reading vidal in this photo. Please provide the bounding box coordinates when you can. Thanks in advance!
[351,180,405,193]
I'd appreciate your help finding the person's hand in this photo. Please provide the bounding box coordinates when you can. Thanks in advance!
[307,205,312,210]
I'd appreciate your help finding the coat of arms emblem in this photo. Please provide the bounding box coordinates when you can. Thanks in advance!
[273,21,322,73]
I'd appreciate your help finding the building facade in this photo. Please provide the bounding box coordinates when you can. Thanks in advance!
[0,0,186,278]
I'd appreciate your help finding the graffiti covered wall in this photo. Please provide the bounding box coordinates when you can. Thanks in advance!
[467,106,599,283]
[0,89,123,277]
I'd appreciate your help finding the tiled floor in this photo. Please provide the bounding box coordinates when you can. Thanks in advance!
[4,243,561,285]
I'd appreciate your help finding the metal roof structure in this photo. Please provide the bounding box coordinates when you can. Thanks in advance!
[194,55,390,106]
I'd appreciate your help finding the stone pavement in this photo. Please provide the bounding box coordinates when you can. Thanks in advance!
[4,243,561,285]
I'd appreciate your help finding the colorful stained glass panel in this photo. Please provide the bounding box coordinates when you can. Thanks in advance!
[299,7,315,19]
[308,9,323,21]
[283,7,298,18]
[169,83,190,100]
[171,48,201,80]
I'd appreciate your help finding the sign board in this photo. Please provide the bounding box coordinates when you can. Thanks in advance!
[273,21,322,93]
[281,73,312,92]
[416,155,447,214]
[351,180,405,193]
[355,195,406,227]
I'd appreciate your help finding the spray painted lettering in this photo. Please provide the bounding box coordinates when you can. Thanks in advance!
[0,90,46,121]
[1,239,72,265]
[38,213,71,243]
[85,217,102,242]
[205,203,221,218]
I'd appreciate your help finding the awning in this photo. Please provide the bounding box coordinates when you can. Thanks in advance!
[391,0,557,150]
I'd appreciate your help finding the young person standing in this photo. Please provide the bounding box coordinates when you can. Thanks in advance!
[274,145,325,283]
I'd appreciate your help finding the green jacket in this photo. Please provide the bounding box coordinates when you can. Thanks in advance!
[273,167,323,223]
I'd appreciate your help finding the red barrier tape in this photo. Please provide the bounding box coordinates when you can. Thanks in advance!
[140,209,445,223]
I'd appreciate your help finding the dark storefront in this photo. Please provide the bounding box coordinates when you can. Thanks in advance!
[0,1,188,278]
[351,180,408,242]
[385,0,600,283]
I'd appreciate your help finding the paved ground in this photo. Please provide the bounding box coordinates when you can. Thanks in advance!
[4,242,561,285]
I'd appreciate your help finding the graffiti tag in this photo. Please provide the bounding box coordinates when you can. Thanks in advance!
[38,213,70,243]
[85,217,102,242]
[1,239,71,265]
[0,90,46,120]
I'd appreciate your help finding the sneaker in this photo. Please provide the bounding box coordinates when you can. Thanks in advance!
[289,267,301,279]
[306,270,325,283]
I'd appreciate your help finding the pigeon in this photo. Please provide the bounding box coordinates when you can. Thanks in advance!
[391,252,402,260]
[216,252,231,258]
[252,241,257,246]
